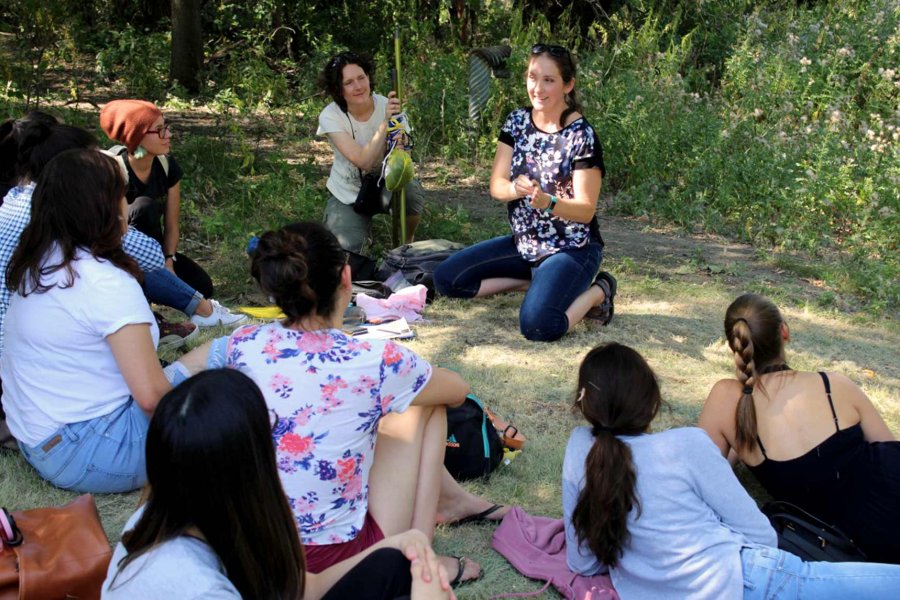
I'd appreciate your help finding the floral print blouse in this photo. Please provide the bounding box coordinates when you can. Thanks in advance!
[499,107,605,261]
[226,323,432,545]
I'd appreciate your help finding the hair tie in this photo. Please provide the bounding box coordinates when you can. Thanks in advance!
[743,385,754,395]
[593,424,615,436]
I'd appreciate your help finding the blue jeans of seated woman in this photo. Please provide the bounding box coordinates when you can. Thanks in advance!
[434,235,603,342]
[143,267,203,316]
[17,363,194,494]
[741,546,900,599]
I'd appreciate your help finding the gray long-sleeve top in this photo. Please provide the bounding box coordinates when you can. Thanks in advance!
[563,426,777,600]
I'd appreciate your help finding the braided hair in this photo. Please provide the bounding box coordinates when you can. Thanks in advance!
[724,294,786,452]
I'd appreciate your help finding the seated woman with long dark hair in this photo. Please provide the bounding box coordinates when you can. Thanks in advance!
[222,221,507,584]
[0,149,209,493]
[564,342,900,599]
[103,369,452,600]
[700,293,900,563]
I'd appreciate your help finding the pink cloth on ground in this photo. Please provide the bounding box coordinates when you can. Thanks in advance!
[356,284,428,322]
[491,507,618,600]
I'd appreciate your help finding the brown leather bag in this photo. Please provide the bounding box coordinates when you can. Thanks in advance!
[0,494,112,600]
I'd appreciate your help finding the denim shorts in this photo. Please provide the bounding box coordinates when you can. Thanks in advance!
[19,398,149,493]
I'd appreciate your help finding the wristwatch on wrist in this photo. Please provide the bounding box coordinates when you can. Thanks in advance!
[165,254,177,262]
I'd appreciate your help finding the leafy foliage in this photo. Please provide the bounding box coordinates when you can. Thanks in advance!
[0,0,896,310]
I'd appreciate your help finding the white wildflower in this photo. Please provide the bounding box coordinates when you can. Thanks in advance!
[836,47,854,58]
[829,110,843,124]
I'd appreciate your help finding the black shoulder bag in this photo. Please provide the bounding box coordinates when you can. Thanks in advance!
[762,501,867,563]
[345,111,389,217]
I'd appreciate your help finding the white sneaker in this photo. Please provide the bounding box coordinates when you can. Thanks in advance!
[191,299,248,328]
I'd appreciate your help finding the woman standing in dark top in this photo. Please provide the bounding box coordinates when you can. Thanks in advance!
[700,293,900,563]
[434,44,616,342]
[100,99,214,298]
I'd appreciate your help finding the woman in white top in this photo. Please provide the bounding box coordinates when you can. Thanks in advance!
[316,51,424,253]
[0,149,208,493]
[103,369,453,600]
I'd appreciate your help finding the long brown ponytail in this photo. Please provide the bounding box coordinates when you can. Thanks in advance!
[571,343,662,567]
[724,294,786,453]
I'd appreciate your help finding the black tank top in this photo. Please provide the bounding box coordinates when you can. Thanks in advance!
[748,372,867,520]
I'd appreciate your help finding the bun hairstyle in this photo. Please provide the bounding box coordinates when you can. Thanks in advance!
[724,293,787,453]
[0,112,94,186]
[7,148,138,295]
[1,112,60,187]
[571,342,662,568]
[530,45,583,128]
[114,369,306,599]
[317,51,376,112]
[250,222,347,323]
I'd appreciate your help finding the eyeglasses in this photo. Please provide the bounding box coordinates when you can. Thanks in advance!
[146,123,171,138]
[531,44,571,60]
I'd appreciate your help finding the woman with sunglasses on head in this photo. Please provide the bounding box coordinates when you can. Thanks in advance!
[316,51,425,253]
[699,293,900,564]
[564,342,900,599]
[220,221,510,585]
[434,44,615,342]
[103,369,455,600]
[100,100,222,309]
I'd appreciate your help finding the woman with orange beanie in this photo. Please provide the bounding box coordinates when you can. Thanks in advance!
[100,99,214,299]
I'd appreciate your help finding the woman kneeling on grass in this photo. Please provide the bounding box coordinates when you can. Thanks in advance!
[434,44,615,342]
[563,342,900,599]
[699,293,900,563]
[222,222,508,585]
[103,369,454,600]
[0,149,209,493]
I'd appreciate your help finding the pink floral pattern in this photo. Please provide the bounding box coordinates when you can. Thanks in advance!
[226,323,432,545]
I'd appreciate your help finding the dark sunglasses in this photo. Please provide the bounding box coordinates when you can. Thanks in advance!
[329,52,360,70]
[531,44,571,59]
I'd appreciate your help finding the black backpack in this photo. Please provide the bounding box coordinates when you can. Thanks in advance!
[444,394,504,481]
[375,239,465,300]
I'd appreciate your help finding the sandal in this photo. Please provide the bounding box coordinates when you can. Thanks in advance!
[484,408,527,450]
[448,555,481,588]
[448,503,506,527]
[585,271,617,326]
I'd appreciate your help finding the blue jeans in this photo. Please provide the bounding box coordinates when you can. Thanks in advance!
[434,235,603,341]
[19,399,149,493]
[143,267,203,316]
[741,546,900,599]
[17,361,196,493]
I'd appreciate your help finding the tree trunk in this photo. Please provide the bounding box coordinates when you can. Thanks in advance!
[170,0,203,93]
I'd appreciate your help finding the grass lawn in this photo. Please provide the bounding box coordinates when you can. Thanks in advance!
[1,203,897,598]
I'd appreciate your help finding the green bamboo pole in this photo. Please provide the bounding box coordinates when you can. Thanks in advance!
[394,26,407,246]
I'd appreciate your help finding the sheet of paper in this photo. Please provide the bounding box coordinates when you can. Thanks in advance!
[354,317,415,340]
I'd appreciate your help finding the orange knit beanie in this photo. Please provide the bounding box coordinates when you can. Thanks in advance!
[99,99,162,154]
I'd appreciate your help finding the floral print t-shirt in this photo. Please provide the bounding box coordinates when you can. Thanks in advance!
[499,107,605,261]
[225,323,432,545]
